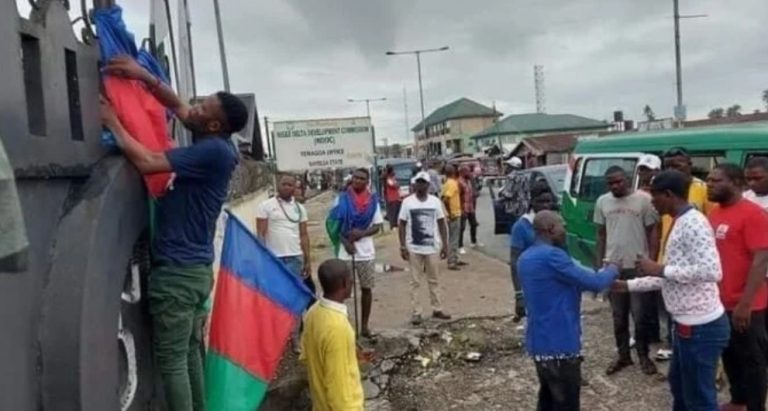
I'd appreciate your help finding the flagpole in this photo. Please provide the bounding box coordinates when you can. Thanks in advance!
[351,255,360,338]
[162,0,180,90]
[212,0,231,92]
[183,0,198,98]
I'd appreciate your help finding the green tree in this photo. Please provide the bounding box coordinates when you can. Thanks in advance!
[643,105,656,121]
[763,89,768,110]
[708,108,725,119]
[726,104,742,117]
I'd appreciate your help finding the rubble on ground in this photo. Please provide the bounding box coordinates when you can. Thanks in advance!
[262,310,683,410]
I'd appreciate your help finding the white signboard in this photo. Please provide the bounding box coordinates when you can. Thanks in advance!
[273,117,374,171]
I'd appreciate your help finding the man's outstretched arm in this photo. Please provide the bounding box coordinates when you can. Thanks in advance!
[103,55,190,121]
[101,96,172,175]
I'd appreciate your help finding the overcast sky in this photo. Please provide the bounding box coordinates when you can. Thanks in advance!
[17,0,768,145]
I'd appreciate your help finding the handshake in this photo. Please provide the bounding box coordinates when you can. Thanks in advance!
[604,253,665,293]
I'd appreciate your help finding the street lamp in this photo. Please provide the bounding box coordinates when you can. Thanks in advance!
[347,97,387,192]
[672,0,707,122]
[386,46,449,158]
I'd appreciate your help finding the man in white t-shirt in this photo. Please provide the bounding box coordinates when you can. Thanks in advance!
[745,156,768,211]
[256,175,310,279]
[398,171,451,325]
[336,168,384,338]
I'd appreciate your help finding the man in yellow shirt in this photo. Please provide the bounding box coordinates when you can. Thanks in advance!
[301,259,363,411]
[658,147,713,262]
[441,165,464,270]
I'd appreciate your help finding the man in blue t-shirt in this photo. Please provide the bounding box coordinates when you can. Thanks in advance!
[101,56,248,411]
[510,184,556,322]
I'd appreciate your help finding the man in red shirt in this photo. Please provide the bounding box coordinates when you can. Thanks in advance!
[707,163,768,411]
[459,165,482,254]
[384,165,402,230]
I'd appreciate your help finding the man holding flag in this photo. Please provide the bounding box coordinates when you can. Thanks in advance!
[327,168,383,338]
[100,57,248,410]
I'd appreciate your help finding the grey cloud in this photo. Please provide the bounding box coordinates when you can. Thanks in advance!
[59,0,768,144]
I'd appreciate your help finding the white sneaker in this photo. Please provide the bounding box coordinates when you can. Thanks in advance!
[471,242,484,248]
[459,248,467,255]
[655,348,672,361]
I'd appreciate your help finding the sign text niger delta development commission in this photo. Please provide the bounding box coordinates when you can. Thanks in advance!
[272,117,375,172]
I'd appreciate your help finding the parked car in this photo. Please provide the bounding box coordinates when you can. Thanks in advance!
[491,164,567,235]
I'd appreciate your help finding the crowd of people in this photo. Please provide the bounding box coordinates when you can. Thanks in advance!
[98,53,768,410]
[517,148,768,411]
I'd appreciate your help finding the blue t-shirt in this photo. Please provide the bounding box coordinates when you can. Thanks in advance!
[510,215,535,251]
[153,137,238,265]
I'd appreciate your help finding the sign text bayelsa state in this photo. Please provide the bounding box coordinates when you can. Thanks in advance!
[273,117,374,171]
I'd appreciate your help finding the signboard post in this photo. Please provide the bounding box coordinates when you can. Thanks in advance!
[272,117,375,172]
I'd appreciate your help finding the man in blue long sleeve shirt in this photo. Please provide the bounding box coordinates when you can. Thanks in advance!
[518,210,619,411]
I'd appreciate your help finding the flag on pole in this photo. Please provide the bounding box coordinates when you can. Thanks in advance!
[94,5,173,198]
[326,190,379,257]
[206,211,314,410]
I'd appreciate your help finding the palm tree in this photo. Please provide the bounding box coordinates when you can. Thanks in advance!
[643,105,656,121]
[763,89,768,110]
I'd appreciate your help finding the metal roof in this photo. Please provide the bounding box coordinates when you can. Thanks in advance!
[471,113,608,140]
[411,98,501,132]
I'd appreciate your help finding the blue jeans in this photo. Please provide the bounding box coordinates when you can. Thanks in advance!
[279,255,304,278]
[669,314,730,411]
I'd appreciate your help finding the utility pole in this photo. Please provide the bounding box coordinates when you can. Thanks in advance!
[386,46,449,158]
[672,0,707,122]
[348,97,387,192]
[264,116,271,158]
[534,65,546,114]
[403,86,409,143]
[673,0,683,121]
[212,0,231,92]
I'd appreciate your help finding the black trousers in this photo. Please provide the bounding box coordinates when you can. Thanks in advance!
[609,269,655,358]
[646,290,662,343]
[535,357,581,411]
[722,310,768,411]
[459,212,478,247]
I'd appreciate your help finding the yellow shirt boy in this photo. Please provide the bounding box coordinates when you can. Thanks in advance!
[300,299,363,411]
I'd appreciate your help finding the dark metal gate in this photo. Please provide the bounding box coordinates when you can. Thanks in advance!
[0,1,160,409]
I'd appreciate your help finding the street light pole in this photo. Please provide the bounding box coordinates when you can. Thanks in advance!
[416,52,425,132]
[348,97,387,192]
[672,0,707,122]
[212,0,231,92]
[386,46,449,158]
[673,0,682,117]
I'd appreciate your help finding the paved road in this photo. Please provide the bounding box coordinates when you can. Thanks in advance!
[473,189,509,264]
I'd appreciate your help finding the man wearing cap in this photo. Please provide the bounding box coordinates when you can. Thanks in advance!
[637,154,662,194]
[399,170,451,325]
[505,156,523,175]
